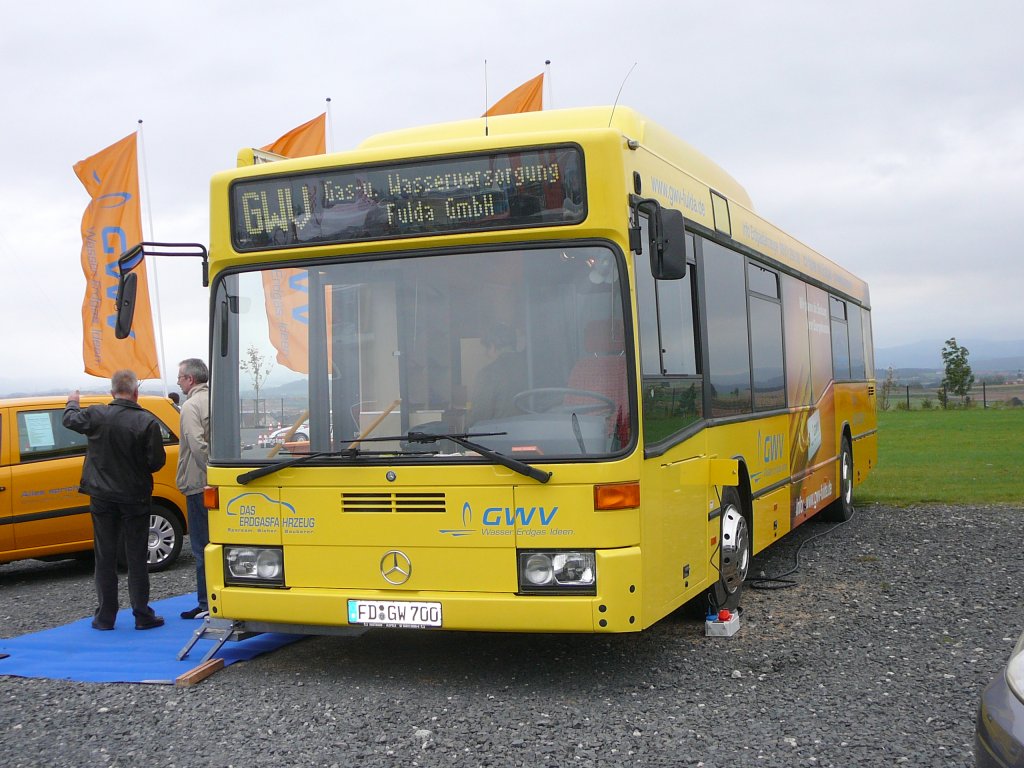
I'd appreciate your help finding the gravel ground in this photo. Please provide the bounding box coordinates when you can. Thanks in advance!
[1,502,1021,767]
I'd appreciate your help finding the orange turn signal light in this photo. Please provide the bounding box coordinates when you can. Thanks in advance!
[594,481,640,510]
[203,485,219,510]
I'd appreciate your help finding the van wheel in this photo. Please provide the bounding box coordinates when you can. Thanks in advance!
[147,506,183,572]
[822,438,854,522]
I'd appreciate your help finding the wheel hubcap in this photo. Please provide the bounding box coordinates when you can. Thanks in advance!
[842,451,853,504]
[720,503,750,594]
[148,515,174,565]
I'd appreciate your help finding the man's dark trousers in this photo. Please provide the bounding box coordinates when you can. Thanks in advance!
[90,498,157,626]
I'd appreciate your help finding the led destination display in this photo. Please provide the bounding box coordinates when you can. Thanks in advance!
[230,146,586,250]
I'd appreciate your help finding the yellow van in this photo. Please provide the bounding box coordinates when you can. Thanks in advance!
[0,395,187,571]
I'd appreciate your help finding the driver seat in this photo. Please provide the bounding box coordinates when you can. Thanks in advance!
[565,319,629,446]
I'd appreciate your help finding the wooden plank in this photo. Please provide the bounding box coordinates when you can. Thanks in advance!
[175,657,225,687]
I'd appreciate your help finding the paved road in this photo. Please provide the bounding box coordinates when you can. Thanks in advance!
[1,503,1020,767]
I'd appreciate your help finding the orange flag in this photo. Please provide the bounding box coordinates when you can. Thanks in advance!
[259,115,328,372]
[260,113,326,158]
[73,133,159,379]
[484,73,544,116]
[263,268,311,374]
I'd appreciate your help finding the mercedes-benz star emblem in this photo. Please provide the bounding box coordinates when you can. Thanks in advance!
[380,550,412,585]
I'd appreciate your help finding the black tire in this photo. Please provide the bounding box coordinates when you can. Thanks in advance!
[822,438,855,522]
[147,505,184,572]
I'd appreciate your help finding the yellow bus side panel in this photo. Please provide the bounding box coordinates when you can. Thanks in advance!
[638,450,716,625]
[834,381,878,487]
[751,485,791,555]
[853,431,878,486]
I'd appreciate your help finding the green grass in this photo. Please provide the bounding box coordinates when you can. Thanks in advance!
[857,408,1024,505]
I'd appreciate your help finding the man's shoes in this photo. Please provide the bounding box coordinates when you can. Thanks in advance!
[180,606,209,620]
[91,619,114,631]
[135,614,165,630]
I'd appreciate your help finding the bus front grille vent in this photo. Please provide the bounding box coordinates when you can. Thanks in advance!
[341,492,447,513]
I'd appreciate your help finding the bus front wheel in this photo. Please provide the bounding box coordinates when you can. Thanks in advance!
[706,487,750,613]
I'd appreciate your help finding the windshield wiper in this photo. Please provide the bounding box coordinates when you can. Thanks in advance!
[236,431,551,485]
[404,431,552,483]
[236,445,436,485]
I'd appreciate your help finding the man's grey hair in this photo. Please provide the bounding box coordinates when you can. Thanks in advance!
[179,358,209,384]
[111,369,139,397]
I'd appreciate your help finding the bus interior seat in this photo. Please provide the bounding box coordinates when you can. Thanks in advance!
[565,319,629,446]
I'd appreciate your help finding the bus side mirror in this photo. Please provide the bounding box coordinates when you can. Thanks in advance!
[114,271,137,340]
[112,241,208,340]
[649,207,687,280]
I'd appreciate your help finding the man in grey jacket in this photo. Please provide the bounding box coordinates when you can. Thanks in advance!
[176,358,210,619]
[63,369,166,631]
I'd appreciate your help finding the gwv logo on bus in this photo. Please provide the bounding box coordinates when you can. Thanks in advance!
[439,502,475,537]
[439,502,559,537]
[751,431,786,486]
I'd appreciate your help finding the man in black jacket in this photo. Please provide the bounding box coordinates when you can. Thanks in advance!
[63,370,167,631]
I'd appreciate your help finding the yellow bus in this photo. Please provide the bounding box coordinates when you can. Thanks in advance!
[117,106,877,634]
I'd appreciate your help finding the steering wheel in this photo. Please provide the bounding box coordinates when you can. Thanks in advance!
[512,387,616,415]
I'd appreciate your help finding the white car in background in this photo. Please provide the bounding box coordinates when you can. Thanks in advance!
[257,423,309,448]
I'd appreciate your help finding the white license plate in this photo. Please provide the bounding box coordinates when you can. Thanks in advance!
[347,599,442,628]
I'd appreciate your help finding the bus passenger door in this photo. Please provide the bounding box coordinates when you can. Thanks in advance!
[643,454,710,617]
[635,223,708,615]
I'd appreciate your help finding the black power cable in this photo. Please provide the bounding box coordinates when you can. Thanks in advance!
[748,505,857,591]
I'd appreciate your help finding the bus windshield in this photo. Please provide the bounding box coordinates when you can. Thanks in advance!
[215,244,632,463]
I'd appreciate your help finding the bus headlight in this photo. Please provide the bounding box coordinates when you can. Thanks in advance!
[224,545,285,587]
[518,550,596,594]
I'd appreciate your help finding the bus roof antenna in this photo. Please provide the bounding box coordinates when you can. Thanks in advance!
[609,62,638,128]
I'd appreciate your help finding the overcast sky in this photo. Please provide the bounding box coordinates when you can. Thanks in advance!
[2,0,1022,394]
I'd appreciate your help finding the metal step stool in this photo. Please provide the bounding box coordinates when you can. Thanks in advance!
[177,617,263,664]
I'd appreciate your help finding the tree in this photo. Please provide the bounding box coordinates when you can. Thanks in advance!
[879,366,897,411]
[241,344,274,426]
[940,337,974,408]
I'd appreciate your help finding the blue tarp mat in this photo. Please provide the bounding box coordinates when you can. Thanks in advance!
[0,593,304,684]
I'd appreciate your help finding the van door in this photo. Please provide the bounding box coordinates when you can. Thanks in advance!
[10,405,93,557]
[0,408,15,556]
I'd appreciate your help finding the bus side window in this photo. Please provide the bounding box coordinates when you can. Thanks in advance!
[703,239,752,417]
[830,296,851,380]
[847,303,866,379]
[748,262,785,411]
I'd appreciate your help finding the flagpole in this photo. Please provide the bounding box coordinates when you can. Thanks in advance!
[325,97,334,153]
[483,60,490,136]
[545,60,552,109]
[136,119,169,396]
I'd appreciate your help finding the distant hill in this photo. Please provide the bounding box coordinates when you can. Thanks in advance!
[242,378,308,399]
[874,339,1024,373]
[0,379,173,399]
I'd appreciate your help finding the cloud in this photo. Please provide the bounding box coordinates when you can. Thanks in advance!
[2,0,1022,392]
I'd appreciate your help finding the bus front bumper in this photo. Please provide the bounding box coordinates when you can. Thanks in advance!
[206,545,644,634]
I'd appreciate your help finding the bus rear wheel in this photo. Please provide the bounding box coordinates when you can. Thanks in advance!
[822,438,854,522]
